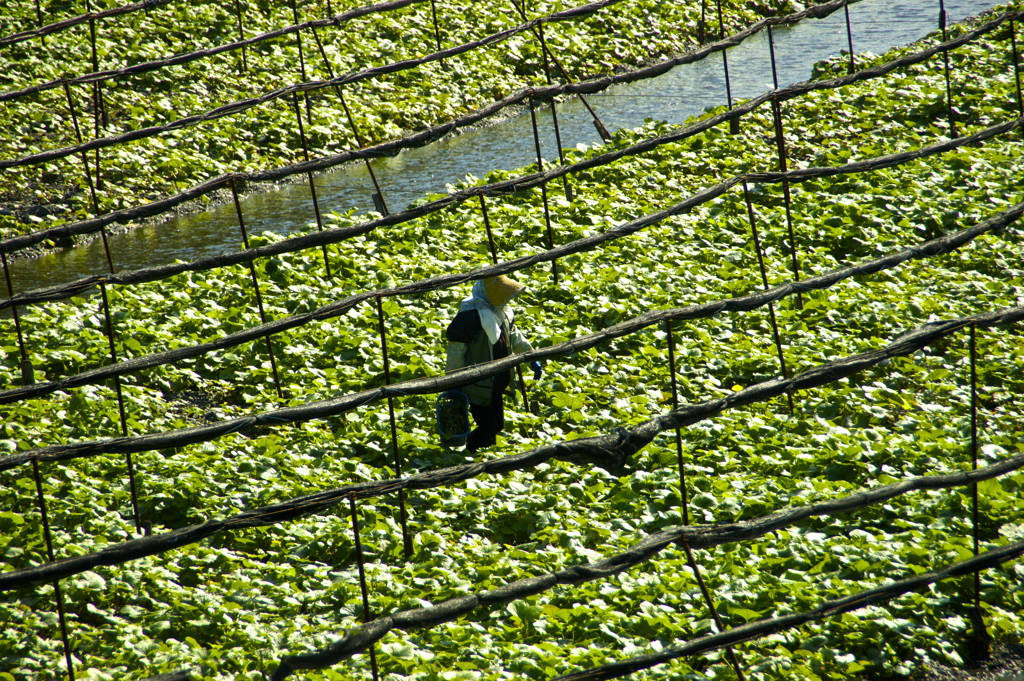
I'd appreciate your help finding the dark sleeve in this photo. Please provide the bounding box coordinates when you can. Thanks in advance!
[446,310,482,343]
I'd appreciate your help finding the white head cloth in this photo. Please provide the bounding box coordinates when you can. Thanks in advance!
[459,279,514,345]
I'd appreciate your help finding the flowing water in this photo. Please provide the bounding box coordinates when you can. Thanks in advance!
[2,0,1001,297]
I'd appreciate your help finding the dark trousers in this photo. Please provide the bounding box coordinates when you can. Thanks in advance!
[467,393,505,453]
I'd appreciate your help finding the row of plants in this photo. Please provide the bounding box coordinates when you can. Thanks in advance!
[0,0,799,246]
[2,2,1024,681]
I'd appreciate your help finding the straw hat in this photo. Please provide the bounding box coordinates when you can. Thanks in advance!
[484,275,525,307]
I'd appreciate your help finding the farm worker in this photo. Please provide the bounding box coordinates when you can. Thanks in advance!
[445,275,542,454]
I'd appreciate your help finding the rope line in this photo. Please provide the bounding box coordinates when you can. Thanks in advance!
[0,125,1019,408]
[1,260,1020,476]
[0,0,175,48]
[0,5,1013,263]
[0,0,427,102]
[0,0,633,171]
[261,420,1024,678]
[3,4,1021,679]
[1,309,1021,592]
[1,106,1017,315]
[549,539,1024,681]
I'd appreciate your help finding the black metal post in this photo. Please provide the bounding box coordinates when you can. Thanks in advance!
[62,81,100,214]
[665,319,689,526]
[681,540,747,681]
[939,0,958,137]
[767,24,780,91]
[717,0,737,133]
[767,25,800,310]
[233,0,248,73]
[99,280,142,534]
[291,93,332,278]
[83,36,117,277]
[528,93,558,283]
[375,296,413,559]
[310,25,389,213]
[230,180,283,398]
[743,182,794,412]
[98,226,115,274]
[350,497,380,681]
[84,0,105,189]
[99,283,128,436]
[429,0,442,55]
[844,0,855,74]
[511,0,611,142]
[479,193,499,264]
[1011,19,1023,119]
[288,0,312,122]
[35,0,45,43]
[967,325,988,651]
[2,252,34,385]
[536,21,571,201]
[576,91,612,142]
[969,326,980,588]
[770,99,802,310]
[33,461,77,681]
[700,0,707,44]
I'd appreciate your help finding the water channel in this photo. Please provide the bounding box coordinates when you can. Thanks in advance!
[3,0,1000,297]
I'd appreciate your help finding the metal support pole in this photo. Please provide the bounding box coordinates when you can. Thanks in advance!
[35,0,45,44]
[767,26,800,309]
[93,95,102,191]
[576,90,612,143]
[350,497,380,681]
[2,252,34,385]
[516,362,531,412]
[479,193,499,264]
[843,0,855,75]
[767,24,780,91]
[665,319,689,526]
[310,25,389,213]
[743,182,794,413]
[536,21,571,201]
[67,81,110,271]
[700,0,707,44]
[99,280,142,534]
[967,325,988,651]
[99,283,128,436]
[98,226,115,274]
[82,52,117,275]
[230,180,283,398]
[375,296,413,559]
[969,326,980,593]
[429,0,442,55]
[939,0,957,137]
[291,93,332,278]
[511,0,611,142]
[85,8,102,121]
[288,0,312,122]
[717,0,737,134]
[681,540,746,681]
[1011,19,1023,119]
[63,82,100,214]
[528,93,558,284]
[233,0,248,73]
[84,0,105,189]
[33,461,77,681]
[770,99,802,310]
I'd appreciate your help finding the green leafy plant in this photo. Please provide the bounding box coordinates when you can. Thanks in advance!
[2,2,1024,681]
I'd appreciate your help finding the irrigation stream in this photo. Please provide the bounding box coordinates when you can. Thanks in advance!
[3,0,1000,297]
